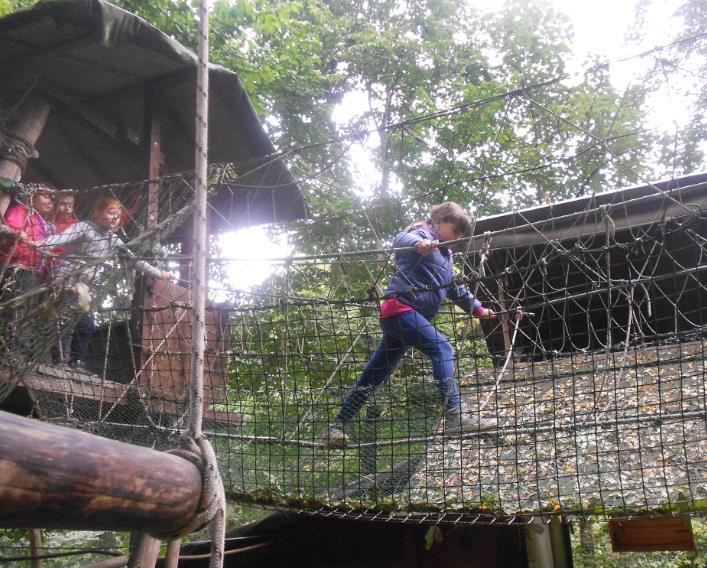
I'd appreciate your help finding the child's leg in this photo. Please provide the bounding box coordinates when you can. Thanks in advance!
[387,310,460,411]
[336,333,406,423]
[70,312,96,364]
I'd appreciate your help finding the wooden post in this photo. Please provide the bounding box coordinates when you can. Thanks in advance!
[28,528,43,568]
[0,410,201,533]
[146,107,164,230]
[0,98,50,217]
[525,518,554,567]
[548,518,573,568]
[164,538,182,568]
[127,534,161,568]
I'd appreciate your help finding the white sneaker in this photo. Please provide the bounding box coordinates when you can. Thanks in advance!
[444,410,496,435]
[320,420,349,448]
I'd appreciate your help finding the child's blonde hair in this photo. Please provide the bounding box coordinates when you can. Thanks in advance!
[91,196,126,225]
[428,202,473,237]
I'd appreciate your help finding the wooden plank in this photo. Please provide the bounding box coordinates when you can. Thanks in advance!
[609,516,696,552]
[0,366,128,406]
[0,365,242,426]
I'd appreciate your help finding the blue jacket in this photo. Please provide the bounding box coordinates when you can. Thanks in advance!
[384,224,482,320]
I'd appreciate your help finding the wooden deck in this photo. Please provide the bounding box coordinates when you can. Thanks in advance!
[0,363,243,434]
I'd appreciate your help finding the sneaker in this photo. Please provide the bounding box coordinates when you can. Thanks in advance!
[444,409,496,435]
[69,359,87,370]
[320,420,349,449]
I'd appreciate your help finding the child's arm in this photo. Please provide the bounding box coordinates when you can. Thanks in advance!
[448,280,496,319]
[42,222,85,247]
[134,259,173,281]
[394,229,439,256]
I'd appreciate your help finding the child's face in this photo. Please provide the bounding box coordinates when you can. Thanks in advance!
[435,219,465,245]
[55,196,75,221]
[32,190,55,217]
[96,205,123,230]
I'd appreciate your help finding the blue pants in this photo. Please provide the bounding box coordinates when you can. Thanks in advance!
[66,312,96,362]
[336,310,460,423]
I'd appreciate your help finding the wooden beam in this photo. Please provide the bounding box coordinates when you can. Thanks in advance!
[0,97,50,216]
[50,93,144,164]
[0,410,201,533]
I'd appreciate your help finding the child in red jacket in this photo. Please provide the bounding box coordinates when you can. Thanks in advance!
[0,184,55,363]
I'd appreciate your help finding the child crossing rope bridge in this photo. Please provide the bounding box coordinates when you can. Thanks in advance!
[321,202,498,449]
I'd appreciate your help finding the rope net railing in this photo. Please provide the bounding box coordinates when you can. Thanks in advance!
[0,171,705,525]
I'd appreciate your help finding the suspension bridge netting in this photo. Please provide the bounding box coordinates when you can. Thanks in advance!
[0,170,705,524]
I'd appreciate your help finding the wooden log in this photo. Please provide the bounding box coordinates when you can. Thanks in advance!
[0,98,50,216]
[0,410,201,534]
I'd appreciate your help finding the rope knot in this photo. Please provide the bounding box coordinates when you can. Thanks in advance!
[0,127,39,172]
[157,435,226,544]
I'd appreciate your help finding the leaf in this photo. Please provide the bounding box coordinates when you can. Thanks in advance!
[424,525,444,551]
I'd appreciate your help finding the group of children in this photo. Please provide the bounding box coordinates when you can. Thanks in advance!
[0,184,172,367]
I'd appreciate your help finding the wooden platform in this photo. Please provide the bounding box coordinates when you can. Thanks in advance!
[0,363,243,429]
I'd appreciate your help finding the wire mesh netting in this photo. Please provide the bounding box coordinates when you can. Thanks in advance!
[0,169,705,524]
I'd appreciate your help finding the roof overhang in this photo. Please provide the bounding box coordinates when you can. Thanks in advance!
[470,172,707,249]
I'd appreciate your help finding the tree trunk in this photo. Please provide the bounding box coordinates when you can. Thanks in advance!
[579,518,596,568]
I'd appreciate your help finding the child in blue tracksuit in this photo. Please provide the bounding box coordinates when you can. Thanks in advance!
[322,202,496,448]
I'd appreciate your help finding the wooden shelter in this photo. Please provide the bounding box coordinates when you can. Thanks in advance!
[0,0,307,229]
[0,0,308,423]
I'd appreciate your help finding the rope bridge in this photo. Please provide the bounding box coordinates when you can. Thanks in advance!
[0,170,705,524]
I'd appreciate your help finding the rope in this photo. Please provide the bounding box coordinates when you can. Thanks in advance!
[478,309,523,413]
[0,127,38,171]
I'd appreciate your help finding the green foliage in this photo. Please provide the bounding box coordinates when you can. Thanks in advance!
[102,0,662,249]
[0,529,130,567]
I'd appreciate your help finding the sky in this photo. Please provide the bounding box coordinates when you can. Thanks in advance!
[220,0,694,292]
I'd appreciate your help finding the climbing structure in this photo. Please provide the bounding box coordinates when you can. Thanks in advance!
[1,169,705,524]
[0,0,705,528]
